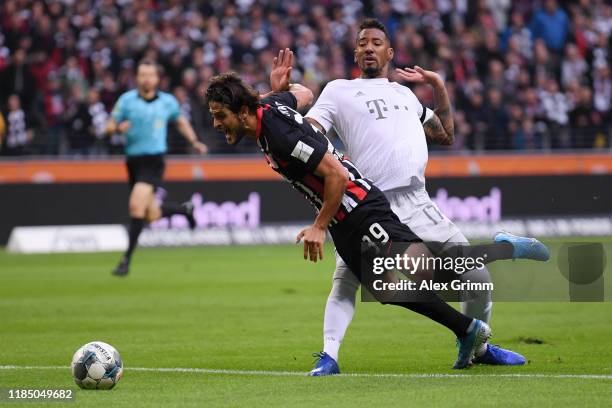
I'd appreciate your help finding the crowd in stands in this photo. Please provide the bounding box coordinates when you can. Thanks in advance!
[0,0,610,155]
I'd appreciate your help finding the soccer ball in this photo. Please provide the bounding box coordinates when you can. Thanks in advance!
[71,341,123,390]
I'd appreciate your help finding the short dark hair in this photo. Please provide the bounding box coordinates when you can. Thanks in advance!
[136,59,162,75]
[205,72,259,114]
[358,18,390,43]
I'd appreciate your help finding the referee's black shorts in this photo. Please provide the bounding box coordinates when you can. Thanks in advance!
[125,154,165,190]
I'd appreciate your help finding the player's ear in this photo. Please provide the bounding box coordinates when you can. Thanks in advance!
[239,105,249,122]
[353,49,358,63]
[387,46,394,61]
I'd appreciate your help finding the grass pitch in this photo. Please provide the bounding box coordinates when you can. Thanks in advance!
[1,239,612,407]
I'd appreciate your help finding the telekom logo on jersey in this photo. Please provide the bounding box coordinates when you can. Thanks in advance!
[432,187,501,222]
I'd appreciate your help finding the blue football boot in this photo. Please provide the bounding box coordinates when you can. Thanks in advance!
[454,319,491,369]
[309,352,340,376]
[494,231,550,261]
[473,344,526,365]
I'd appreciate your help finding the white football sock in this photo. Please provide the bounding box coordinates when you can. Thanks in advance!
[322,275,359,362]
[442,233,493,324]
[461,298,493,325]
[458,265,493,324]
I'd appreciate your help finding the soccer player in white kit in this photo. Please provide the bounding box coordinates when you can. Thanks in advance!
[305,19,526,375]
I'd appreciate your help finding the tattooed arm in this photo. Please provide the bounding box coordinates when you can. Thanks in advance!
[396,66,454,145]
[424,80,454,145]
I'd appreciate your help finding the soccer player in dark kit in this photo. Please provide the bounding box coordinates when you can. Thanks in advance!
[204,56,549,370]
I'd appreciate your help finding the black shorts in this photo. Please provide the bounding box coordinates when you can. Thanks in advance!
[126,154,165,190]
[330,186,421,280]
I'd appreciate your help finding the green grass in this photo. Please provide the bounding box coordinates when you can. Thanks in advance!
[1,239,612,407]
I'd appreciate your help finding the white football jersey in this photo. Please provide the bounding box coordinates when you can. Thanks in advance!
[306,78,433,192]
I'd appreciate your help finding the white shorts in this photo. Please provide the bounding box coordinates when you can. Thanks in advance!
[386,187,462,244]
[334,187,466,281]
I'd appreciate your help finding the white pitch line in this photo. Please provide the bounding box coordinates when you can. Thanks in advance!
[1,365,611,380]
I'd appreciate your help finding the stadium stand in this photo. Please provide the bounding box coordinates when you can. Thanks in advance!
[0,0,610,155]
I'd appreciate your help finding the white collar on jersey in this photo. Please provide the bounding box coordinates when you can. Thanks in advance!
[352,77,390,83]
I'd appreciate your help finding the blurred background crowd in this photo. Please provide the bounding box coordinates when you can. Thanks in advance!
[0,0,610,156]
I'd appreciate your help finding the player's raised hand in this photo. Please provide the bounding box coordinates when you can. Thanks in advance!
[270,48,294,92]
[296,225,326,263]
[395,66,442,87]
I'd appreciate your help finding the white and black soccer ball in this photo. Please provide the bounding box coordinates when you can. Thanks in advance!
[71,341,123,390]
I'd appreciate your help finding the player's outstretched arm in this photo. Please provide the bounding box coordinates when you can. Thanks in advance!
[265,47,314,110]
[176,115,208,154]
[296,153,348,262]
[305,117,326,134]
[396,66,454,145]
[260,48,294,100]
[261,84,313,110]
[270,48,293,92]
[288,84,314,111]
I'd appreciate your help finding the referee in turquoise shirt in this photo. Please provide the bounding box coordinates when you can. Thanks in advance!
[106,59,208,276]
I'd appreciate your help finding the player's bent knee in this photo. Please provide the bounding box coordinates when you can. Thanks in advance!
[128,200,147,218]
[129,183,154,217]
[329,278,359,302]
[144,211,157,223]
[144,202,162,223]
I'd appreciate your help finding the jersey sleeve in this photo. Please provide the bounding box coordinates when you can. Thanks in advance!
[111,94,127,122]
[305,81,336,133]
[407,90,434,124]
[262,91,297,110]
[167,95,181,121]
[417,103,434,124]
[263,113,328,173]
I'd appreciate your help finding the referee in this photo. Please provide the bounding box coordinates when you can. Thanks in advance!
[106,59,208,276]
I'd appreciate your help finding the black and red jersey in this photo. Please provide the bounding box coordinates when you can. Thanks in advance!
[256,92,374,225]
